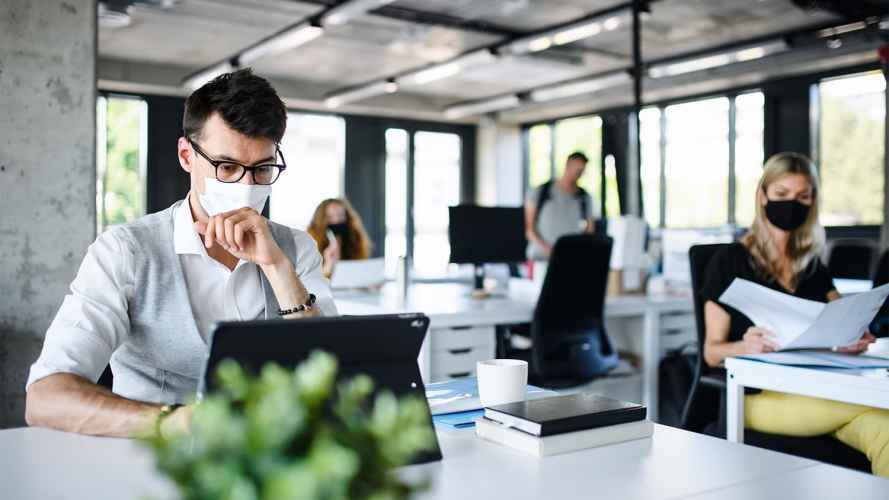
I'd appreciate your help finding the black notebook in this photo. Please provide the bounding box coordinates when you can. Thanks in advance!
[484,393,646,437]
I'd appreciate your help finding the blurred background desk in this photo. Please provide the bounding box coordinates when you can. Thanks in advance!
[335,282,693,422]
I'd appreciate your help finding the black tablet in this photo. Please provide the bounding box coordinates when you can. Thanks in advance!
[203,313,441,464]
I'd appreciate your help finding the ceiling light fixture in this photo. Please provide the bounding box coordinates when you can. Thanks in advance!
[816,21,869,39]
[648,40,788,78]
[237,22,324,65]
[182,60,237,90]
[504,6,632,55]
[397,49,498,86]
[321,0,399,27]
[553,21,601,46]
[529,71,632,103]
[323,79,399,108]
[443,95,521,119]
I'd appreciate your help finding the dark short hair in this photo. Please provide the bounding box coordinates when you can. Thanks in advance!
[183,68,286,143]
[566,151,589,164]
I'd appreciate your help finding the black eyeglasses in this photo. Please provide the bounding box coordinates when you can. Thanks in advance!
[188,138,286,185]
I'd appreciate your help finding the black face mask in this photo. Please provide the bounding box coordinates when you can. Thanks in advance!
[328,222,350,238]
[764,199,810,231]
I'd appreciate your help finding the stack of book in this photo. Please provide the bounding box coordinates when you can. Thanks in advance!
[475,393,653,457]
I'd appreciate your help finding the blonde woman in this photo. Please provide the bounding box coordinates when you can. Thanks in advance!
[307,198,372,278]
[701,152,887,477]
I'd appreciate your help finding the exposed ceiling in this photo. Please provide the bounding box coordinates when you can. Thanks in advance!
[97,0,883,124]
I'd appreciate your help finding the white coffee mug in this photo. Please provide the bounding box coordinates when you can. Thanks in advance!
[477,359,528,407]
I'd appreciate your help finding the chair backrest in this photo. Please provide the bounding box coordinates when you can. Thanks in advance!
[871,249,889,337]
[681,243,731,433]
[530,234,614,379]
[873,248,889,287]
[689,244,730,375]
[826,238,878,280]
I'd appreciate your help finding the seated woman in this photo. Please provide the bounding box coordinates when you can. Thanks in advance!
[307,198,372,279]
[702,152,888,477]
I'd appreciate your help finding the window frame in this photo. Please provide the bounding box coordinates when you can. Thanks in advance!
[521,114,607,218]
[813,70,886,229]
[269,110,347,231]
[520,62,884,231]
[96,92,149,234]
[522,95,756,230]
[372,116,475,280]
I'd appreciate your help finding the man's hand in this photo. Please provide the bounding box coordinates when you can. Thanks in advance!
[195,208,286,266]
[158,405,192,439]
[834,331,877,354]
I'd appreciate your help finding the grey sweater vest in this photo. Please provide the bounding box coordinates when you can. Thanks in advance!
[109,201,297,404]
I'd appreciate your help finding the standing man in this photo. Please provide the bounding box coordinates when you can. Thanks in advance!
[25,69,336,438]
[525,151,599,260]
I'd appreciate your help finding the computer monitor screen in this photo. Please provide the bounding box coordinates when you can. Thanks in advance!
[448,205,526,264]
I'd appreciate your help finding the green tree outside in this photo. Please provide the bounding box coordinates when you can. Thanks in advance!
[98,97,146,232]
[818,72,885,226]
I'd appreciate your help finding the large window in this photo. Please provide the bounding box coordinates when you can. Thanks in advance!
[818,71,885,226]
[640,107,662,228]
[525,115,609,216]
[664,97,730,228]
[527,124,552,188]
[96,95,147,233]
[413,132,462,277]
[270,113,345,230]
[734,92,765,227]
[385,128,409,278]
[641,92,764,229]
[554,116,603,199]
[385,129,463,279]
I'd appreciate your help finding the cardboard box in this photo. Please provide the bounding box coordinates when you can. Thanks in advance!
[607,269,647,296]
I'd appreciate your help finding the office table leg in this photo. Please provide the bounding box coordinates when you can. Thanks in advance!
[642,310,659,422]
[726,370,745,443]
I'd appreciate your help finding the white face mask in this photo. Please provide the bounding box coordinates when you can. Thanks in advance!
[198,178,271,216]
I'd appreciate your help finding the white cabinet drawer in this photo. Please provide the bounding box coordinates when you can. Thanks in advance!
[661,312,695,333]
[430,326,496,351]
[430,344,495,381]
[661,328,697,353]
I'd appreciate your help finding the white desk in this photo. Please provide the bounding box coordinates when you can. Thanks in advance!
[683,463,889,500]
[7,424,878,500]
[335,283,693,422]
[725,357,889,443]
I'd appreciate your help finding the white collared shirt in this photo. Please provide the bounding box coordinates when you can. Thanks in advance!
[26,199,336,389]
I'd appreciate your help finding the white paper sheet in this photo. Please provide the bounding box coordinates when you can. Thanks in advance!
[740,352,889,369]
[718,278,889,350]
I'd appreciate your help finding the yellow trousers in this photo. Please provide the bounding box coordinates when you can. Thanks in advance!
[745,390,889,477]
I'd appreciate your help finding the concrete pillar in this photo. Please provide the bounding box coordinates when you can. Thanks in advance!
[0,0,96,428]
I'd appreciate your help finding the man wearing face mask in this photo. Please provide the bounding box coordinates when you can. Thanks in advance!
[24,69,335,438]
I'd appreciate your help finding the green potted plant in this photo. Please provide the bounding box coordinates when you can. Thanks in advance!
[145,351,436,500]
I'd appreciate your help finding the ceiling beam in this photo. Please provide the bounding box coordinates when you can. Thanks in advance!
[294,0,525,37]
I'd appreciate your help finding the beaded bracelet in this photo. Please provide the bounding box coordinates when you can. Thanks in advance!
[277,293,316,316]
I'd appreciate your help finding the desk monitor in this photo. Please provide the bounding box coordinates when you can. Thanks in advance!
[203,314,442,464]
[448,205,526,293]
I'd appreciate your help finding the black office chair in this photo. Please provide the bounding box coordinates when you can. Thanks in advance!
[682,244,871,472]
[503,234,617,388]
[870,249,889,338]
[680,244,729,434]
[826,238,878,280]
